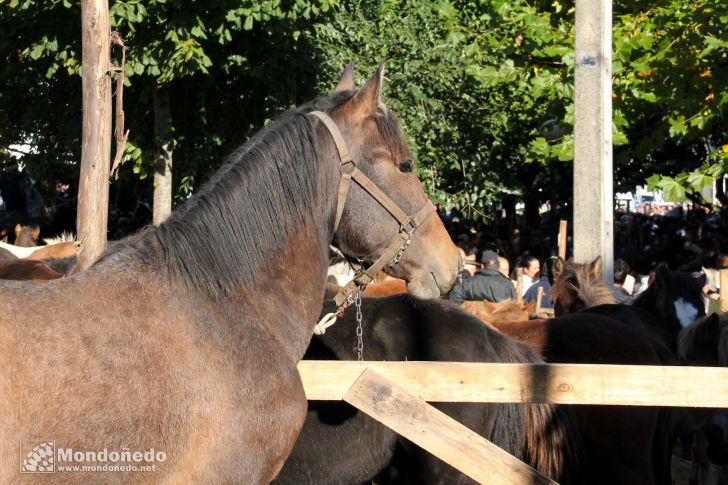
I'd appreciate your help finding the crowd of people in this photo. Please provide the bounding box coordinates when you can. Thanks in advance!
[440,203,728,309]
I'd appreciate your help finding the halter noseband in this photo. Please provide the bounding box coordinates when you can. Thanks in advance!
[309,110,435,332]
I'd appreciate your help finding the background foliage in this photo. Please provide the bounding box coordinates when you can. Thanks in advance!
[0,0,725,231]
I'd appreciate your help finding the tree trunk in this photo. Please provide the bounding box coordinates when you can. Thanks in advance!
[153,87,173,225]
[76,0,111,271]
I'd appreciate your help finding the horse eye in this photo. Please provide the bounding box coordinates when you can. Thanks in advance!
[398,160,413,173]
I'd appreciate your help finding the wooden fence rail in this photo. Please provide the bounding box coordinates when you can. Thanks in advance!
[299,360,728,407]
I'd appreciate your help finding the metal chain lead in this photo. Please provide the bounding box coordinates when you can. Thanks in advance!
[355,289,364,361]
[386,227,414,272]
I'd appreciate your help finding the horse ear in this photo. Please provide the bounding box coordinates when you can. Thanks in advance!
[31,226,40,240]
[351,61,385,115]
[552,257,565,280]
[15,224,21,236]
[333,61,356,93]
[590,256,603,278]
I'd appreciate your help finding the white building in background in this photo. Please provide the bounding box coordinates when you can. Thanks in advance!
[615,186,666,213]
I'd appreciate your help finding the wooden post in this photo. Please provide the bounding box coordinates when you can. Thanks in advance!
[573,0,613,283]
[720,269,728,313]
[514,267,523,298]
[76,0,111,270]
[152,86,173,225]
[558,219,568,260]
[344,369,556,485]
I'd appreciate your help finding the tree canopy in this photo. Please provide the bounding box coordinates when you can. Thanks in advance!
[0,0,725,228]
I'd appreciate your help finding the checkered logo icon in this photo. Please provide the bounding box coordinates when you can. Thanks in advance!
[20,440,55,473]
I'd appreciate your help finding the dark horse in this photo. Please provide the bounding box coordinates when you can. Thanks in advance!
[548,257,719,482]
[489,314,677,484]
[276,295,587,484]
[0,64,460,483]
[550,256,705,351]
[678,314,728,484]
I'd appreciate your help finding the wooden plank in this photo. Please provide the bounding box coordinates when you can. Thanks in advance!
[573,0,613,284]
[558,219,568,260]
[344,368,556,485]
[298,361,728,407]
[720,269,728,313]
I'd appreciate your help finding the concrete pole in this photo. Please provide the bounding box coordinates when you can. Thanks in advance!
[573,0,613,284]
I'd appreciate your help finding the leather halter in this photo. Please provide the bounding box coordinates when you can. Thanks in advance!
[309,110,436,322]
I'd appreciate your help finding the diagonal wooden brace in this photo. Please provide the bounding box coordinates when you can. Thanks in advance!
[342,368,557,485]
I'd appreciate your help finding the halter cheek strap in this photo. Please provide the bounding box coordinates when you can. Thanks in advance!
[309,110,436,332]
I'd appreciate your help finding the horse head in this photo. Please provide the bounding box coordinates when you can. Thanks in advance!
[550,256,614,316]
[635,263,707,328]
[14,224,40,247]
[316,62,460,299]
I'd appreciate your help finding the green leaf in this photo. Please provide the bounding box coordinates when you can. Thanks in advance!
[243,16,254,30]
[659,177,687,202]
[29,43,45,60]
[530,137,551,158]
[686,171,714,191]
[668,115,687,137]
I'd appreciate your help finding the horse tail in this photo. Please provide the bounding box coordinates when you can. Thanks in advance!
[520,401,588,484]
[485,331,588,484]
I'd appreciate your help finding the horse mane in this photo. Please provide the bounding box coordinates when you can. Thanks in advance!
[678,314,728,366]
[98,90,410,300]
[43,231,76,245]
[551,259,615,310]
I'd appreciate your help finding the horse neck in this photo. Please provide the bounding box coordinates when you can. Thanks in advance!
[145,116,340,360]
[235,215,334,361]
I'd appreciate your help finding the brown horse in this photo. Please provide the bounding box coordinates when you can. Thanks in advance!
[356,277,533,325]
[361,275,407,296]
[0,259,63,280]
[0,63,460,483]
[461,298,530,324]
[25,241,76,261]
[13,223,40,247]
[549,256,615,315]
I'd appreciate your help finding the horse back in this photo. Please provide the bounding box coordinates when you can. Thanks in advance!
[0,269,307,483]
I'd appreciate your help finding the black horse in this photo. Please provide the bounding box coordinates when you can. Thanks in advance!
[552,258,704,352]
[277,295,595,484]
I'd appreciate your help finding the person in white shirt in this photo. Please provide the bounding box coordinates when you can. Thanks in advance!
[519,255,541,296]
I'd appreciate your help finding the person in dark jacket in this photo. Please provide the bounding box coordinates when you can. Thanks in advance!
[450,250,516,303]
